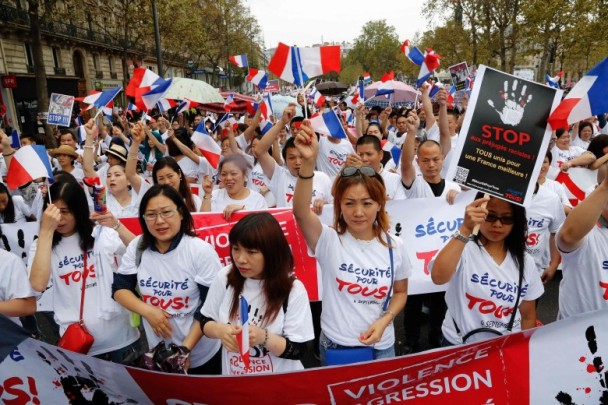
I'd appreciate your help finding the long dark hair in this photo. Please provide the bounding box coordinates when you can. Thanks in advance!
[473,192,527,280]
[45,181,94,252]
[227,212,294,325]
[137,185,196,251]
[0,183,15,223]
[152,157,196,212]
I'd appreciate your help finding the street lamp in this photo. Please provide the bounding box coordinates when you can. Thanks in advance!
[152,0,163,76]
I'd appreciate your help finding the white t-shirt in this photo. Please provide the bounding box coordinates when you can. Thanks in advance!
[106,186,145,218]
[0,249,37,325]
[380,168,406,200]
[267,162,333,208]
[210,188,267,212]
[557,224,608,319]
[402,175,436,199]
[27,233,139,356]
[432,243,544,344]
[312,225,412,350]
[177,156,201,182]
[248,163,277,208]
[117,235,222,368]
[525,186,565,272]
[551,145,586,168]
[541,178,573,209]
[571,137,590,150]
[1,195,32,223]
[201,266,314,375]
[316,136,354,179]
[387,131,407,148]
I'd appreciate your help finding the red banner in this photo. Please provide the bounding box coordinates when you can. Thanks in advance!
[1,309,607,403]
[120,209,319,301]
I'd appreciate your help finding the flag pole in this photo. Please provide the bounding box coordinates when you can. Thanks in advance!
[46,178,52,205]
[294,47,308,119]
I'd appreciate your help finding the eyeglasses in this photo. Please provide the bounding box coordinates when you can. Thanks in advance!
[142,209,178,222]
[485,213,515,225]
[340,166,377,177]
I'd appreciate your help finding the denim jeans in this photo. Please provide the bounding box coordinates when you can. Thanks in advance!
[319,331,395,366]
[94,339,143,365]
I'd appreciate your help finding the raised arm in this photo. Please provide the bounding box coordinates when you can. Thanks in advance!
[145,126,166,155]
[400,113,420,187]
[355,104,366,138]
[241,107,262,145]
[292,121,323,252]
[82,119,100,178]
[253,103,296,180]
[0,129,15,169]
[168,128,201,165]
[436,88,452,157]
[421,84,436,130]
[557,165,608,252]
[125,122,144,193]
[29,205,61,292]
[431,196,490,285]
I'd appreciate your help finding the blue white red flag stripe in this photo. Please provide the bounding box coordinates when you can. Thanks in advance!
[6,145,53,190]
[10,129,20,149]
[237,295,250,370]
[191,122,221,169]
[140,78,173,111]
[126,68,163,97]
[382,140,401,166]
[548,57,608,130]
[246,68,268,89]
[363,72,371,83]
[229,54,248,68]
[310,110,347,139]
[375,71,395,97]
[268,42,341,86]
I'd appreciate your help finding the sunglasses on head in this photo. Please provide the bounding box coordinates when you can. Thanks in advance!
[485,213,515,225]
[340,166,377,177]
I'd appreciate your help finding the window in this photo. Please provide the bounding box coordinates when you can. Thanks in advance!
[108,56,115,73]
[93,54,100,71]
[24,43,33,67]
[52,47,61,68]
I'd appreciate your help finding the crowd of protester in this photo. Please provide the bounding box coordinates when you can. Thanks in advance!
[0,82,606,375]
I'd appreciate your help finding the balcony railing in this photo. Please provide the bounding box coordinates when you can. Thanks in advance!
[54,67,66,75]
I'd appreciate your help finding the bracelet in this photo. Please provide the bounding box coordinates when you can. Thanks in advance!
[298,172,314,180]
[2,151,15,157]
[203,195,212,200]
[262,328,269,348]
[383,310,395,323]
[83,145,96,150]
[112,221,121,231]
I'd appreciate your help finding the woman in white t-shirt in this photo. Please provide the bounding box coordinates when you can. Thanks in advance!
[29,180,141,363]
[0,183,33,223]
[114,184,222,374]
[200,212,314,375]
[201,154,267,220]
[431,193,544,345]
[551,128,586,168]
[292,122,410,365]
[127,123,201,213]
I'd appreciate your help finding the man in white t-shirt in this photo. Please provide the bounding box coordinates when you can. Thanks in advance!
[316,134,354,179]
[253,104,332,211]
[344,135,406,200]
[556,164,608,319]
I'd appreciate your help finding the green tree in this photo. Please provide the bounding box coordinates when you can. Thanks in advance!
[345,20,408,80]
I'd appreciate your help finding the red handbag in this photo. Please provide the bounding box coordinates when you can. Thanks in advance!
[58,252,95,354]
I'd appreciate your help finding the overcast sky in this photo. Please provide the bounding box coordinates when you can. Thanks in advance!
[245,0,434,49]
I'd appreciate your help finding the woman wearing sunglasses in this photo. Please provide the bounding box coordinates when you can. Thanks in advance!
[113,185,223,374]
[431,193,544,345]
[293,121,411,365]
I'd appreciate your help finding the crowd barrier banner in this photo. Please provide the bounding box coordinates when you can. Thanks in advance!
[0,308,606,404]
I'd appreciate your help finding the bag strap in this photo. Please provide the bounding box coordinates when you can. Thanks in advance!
[79,251,89,325]
[506,266,524,332]
[383,232,394,312]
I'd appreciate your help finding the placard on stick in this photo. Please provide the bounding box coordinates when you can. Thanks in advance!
[449,62,470,91]
[47,93,75,126]
[445,66,562,207]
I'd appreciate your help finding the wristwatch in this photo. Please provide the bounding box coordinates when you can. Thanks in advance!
[452,230,472,244]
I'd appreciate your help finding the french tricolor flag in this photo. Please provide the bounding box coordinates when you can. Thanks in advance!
[268,42,341,86]
[157,98,177,113]
[174,98,200,118]
[224,93,238,111]
[191,122,221,169]
[404,44,425,66]
[310,109,347,139]
[126,68,163,97]
[229,54,248,68]
[363,72,371,83]
[548,58,608,130]
[259,93,273,121]
[237,295,250,370]
[375,71,395,97]
[6,145,53,190]
[139,78,173,111]
[10,129,20,149]
[246,68,268,90]
[546,71,564,89]
[382,140,401,166]
[310,88,326,108]
[417,49,441,87]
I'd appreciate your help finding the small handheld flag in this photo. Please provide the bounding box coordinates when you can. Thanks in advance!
[191,122,222,169]
[237,295,250,370]
[246,68,268,90]
[10,129,20,149]
[229,54,248,68]
[6,145,54,190]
